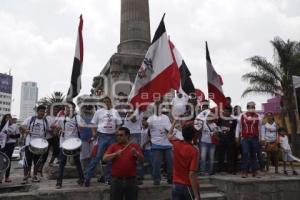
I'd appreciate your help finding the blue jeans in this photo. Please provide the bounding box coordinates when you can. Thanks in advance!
[172,183,194,200]
[85,133,116,181]
[151,148,173,182]
[130,133,143,178]
[240,137,259,171]
[139,149,153,178]
[200,142,216,174]
[57,149,84,185]
[130,133,141,145]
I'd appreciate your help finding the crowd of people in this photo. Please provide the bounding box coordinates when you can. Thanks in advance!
[0,92,299,200]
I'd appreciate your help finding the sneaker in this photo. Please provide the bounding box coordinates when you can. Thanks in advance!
[97,176,105,183]
[252,171,261,178]
[56,183,62,189]
[77,179,84,186]
[5,177,12,183]
[284,171,288,176]
[84,179,90,187]
[106,180,111,185]
[32,176,40,183]
[137,180,143,185]
[241,172,248,178]
[293,171,298,175]
[22,176,29,184]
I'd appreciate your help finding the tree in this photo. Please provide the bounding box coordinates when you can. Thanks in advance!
[38,91,65,107]
[242,37,300,154]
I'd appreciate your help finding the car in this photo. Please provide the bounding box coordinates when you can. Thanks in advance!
[12,146,21,160]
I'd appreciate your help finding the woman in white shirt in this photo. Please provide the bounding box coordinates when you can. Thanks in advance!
[261,112,279,173]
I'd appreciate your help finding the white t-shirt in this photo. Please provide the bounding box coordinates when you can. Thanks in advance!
[279,135,291,151]
[57,115,83,147]
[6,123,20,143]
[171,95,189,116]
[45,115,56,139]
[123,114,141,134]
[91,108,122,134]
[147,114,172,146]
[201,122,218,143]
[140,128,151,150]
[22,116,49,146]
[261,122,277,142]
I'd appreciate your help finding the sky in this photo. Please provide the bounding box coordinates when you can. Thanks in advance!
[1,0,300,117]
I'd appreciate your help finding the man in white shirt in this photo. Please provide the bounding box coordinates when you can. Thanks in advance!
[21,105,49,183]
[55,101,84,189]
[147,99,173,185]
[84,96,122,186]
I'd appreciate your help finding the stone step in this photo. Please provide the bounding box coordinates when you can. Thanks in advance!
[201,192,226,200]
[198,176,211,184]
[0,184,31,193]
[200,183,218,192]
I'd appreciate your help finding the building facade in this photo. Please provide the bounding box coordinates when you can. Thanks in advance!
[19,82,38,121]
[0,73,13,120]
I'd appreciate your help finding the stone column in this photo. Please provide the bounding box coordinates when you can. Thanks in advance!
[118,0,151,55]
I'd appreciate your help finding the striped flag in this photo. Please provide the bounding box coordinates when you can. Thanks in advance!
[129,15,180,110]
[206,41,226,107]
[67,15,84,100]
[169,41,195,97]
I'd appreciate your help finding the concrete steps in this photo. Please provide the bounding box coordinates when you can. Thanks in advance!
[0,177,226,200]
[198,176,226,200]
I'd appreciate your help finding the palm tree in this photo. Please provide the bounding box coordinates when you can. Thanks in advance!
[38,91,65,107]
[242,37,300,154]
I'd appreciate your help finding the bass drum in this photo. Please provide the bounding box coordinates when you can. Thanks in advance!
[29,138,49,155]
[0,151,10,172]
[62,138,82,157]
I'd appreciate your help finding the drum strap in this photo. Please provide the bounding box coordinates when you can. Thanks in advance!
[63,115,80,138]
[29,116,48,137]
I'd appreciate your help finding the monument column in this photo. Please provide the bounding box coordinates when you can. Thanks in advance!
[118,0,151,54]
[95,0,151,98]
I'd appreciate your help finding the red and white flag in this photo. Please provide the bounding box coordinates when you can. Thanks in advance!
[206,42,226,107]
[67,15,84,100]
[129,15,180,110]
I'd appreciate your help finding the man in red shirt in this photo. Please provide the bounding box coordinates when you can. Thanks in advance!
[168,121,200,200]
[235,101,261,178]
[103,127,144,200]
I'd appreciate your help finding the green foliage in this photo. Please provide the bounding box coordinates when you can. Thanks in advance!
[37,91,65,107]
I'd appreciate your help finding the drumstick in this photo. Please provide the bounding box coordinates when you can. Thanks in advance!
[121,141,132,152]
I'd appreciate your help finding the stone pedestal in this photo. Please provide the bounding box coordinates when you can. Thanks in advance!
[94,0,151,98]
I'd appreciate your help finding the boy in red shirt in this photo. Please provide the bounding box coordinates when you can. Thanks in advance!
[103,127,144,200]
[168,121,200,200]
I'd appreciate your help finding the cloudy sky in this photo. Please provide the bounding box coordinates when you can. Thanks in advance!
[1,0,300,117]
